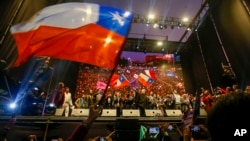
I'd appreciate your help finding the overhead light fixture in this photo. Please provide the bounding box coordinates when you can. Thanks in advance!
[146,20,150,26]
[131,14,195,30]
[148,14,155,20]
[159,24,164,29]
[187,27,192,31]
[182,17,189,22]
[153,23,158,28]
[177,22,182,28]
[157,41,163,46]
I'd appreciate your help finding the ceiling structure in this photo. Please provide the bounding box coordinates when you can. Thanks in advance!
[83,0,208,53]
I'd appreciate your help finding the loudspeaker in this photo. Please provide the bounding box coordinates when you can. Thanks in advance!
[101,109,117,116]
[165,109,182,116]
[54,108,64,116]
[115,130,140,141]
[71,109,89,116]
[122,109,140,117]
[115,119,139,130]
[115,119,140,141]
[145,109,163,117]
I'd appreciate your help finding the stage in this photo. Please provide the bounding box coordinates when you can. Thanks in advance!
[0,115,185,140]
[0,115,207,141]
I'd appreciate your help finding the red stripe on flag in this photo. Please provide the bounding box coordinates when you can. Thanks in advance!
[110,73,119,86]
[137,73,153,88]
[145,69,157,79]
[12,24,125,69]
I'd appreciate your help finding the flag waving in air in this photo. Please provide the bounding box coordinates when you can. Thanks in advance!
[113,74,130,88]
[136,73,154,88]
[109,73,119,86]
[144,69,157,79]
[10,2,133,69]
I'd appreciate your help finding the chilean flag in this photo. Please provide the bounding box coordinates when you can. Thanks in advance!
[137,73,154,88]
[10,3,133,69]
[110,73,119,86]
[114,74,129,88]
[144,69,157,79]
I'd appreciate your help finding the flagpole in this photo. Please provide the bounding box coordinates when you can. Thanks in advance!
[98,41,126,107]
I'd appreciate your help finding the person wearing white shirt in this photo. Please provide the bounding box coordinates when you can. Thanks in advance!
[173,90,181,109]
[63,87,74,117]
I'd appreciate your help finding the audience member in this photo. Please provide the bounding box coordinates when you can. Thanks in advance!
[0,113,16,141]
[183,92,250,141]
[86,131,114,141]
[27,135,37,141]
[206,92,250,141]
[67,102,103,141]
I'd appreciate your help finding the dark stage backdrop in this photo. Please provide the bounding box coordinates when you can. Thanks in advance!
[182,0,250,93]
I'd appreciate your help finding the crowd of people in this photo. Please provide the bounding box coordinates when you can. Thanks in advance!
[20,62,250,118]
[2,62,250,140]
[2,89,250,141]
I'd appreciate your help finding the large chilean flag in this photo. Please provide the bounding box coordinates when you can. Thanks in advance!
[10,2,133,69]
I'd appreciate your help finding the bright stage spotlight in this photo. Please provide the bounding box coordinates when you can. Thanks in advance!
[9,102,16,109]
[159,24,164,29]
[45,103,56,115]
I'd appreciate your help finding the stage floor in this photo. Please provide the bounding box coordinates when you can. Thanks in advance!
[0,115,207,141]
[0,115,185,141]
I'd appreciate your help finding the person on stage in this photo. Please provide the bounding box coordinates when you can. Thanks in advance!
[62,87,74,117]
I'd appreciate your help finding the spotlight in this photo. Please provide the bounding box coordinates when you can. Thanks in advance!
[9,103,16,109]
[146,20,150,26]
[45,103,56,115]
[177,22,182,28]
[48,103,55,107]
[159,24,164,30]
[153,23,158,28]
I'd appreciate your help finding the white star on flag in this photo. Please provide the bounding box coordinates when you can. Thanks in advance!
[110,12,125,25]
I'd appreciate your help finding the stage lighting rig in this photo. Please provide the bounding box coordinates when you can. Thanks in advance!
[132,14,194,30]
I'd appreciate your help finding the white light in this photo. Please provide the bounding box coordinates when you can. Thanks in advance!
[157,41,163,46]
[104,37,112,47]
[182,17,189,22]
[148,14,155,19]
[153,23,158,28]
[105,37,112,44]
[9,103,16,109]
[123,11,131,17]
[49,103,55,107]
